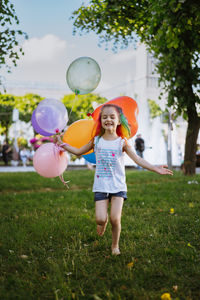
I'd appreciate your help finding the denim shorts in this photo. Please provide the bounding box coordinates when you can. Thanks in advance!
[94,191,127,202]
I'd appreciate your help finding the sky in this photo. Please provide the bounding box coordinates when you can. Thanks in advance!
[2,0,138,99]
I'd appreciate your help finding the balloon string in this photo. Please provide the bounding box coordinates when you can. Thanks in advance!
[54,92,79,188]
[53,144,62,160]
[59,174,70,189]
[53,143,69,189]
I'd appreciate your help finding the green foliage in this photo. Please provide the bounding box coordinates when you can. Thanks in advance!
[0,0,28,82]
[72,0,200,113]
[148,99,174,124]
[15,93,44,122]
[148,99,163,119]
[61,93,106,124]
[0,93,43,135]
[17,136,28,148]
[0,94,15,136]
[0,170,200,299]
[71,0,138,50]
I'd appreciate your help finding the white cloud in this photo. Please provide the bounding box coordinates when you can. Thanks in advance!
[3,34,137,99]
[109,50,136,64]
[21,34,67,64]
[4,34,69,85]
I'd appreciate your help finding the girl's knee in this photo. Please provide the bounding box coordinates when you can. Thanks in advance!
[96,216,107,225]
[110,216,120,227]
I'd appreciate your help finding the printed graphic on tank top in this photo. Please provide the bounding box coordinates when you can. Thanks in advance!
[93,137,127,193]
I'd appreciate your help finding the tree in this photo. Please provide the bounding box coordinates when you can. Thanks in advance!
[0,94,14,138]
[0,93,43,137]
[61,93,106,124]
[72,0,200,175]
[15,93,44,122]
[0,0,28,88]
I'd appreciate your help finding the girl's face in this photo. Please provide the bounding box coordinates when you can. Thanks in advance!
[101,106,120,132]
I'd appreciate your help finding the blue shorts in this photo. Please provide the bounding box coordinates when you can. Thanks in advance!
[94,191,127,202]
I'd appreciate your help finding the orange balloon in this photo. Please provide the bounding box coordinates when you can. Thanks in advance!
[91,96,138,138]
[63,119,94,154]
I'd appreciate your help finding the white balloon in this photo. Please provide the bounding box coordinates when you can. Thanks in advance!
[66,57,101,95]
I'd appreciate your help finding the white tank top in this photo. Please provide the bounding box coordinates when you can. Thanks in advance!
[93,136,127,193]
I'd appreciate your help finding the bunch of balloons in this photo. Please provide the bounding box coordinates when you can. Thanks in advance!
[31,56,101,179]
[32,98,69,178]
[31,56,139,181]
[65,57,139,164]
[62,96,139,165]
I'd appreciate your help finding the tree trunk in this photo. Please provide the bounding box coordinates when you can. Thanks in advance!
[183,105,200,175]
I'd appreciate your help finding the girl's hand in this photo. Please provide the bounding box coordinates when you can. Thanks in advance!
[155,165,173,176]
[54,135,62,145]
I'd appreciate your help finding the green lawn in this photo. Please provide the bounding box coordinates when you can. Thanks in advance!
[0,170,199,300]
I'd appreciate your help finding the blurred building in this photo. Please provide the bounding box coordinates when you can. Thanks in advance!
[123,43,187,166]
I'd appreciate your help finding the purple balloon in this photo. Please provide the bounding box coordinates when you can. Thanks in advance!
[35,98,68,134]
[31,110,52,136]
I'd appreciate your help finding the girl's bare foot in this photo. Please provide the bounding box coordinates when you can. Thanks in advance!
[111,248,120,255]
[97,218,108,236]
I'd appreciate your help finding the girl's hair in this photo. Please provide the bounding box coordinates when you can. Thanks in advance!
[92,104,131,139]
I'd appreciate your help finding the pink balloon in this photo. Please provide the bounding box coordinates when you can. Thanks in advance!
[33,143,68,178]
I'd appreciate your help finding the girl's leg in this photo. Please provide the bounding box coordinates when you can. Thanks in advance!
[110,197,124,254]
[95,199,109,236]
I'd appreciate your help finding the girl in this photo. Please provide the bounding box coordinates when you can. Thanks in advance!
[55,104,173,255]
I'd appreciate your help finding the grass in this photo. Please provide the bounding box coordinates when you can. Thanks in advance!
[0,169,199,300]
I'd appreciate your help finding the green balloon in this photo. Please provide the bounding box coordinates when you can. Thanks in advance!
[66,57,101,95]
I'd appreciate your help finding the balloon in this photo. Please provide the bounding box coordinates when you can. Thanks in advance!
[92,96,138,138]
[35,98,68,134]
[66,57,101,95]
[83,152,96,164]
[33,143,68,178]
[31,109,52,136]
[63,119,94,154]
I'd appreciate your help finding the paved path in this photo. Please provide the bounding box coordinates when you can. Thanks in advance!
[0,165,88,172]
[0,166,35,172]
[0,166,200,173]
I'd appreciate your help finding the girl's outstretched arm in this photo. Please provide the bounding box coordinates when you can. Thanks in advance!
[54,135,94,156]
[124,142,173,176]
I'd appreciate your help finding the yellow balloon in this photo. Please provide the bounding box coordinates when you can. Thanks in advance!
[63,119,95,154]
